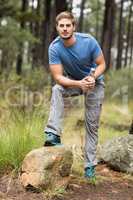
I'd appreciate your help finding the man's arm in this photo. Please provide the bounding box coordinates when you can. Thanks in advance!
[84,53,106,89]
[49,64,90,92]
[92,53,106,79]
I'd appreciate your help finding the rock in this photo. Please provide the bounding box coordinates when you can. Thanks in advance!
[20,146,73,190]
[98,135,133,174]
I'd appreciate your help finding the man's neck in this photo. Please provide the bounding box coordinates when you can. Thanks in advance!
[63,35,76,47]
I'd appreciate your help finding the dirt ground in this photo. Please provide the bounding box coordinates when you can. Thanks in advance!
[0,164,133,200]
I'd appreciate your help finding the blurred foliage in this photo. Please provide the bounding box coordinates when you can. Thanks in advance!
[0,0,19,18]
[0,68,51,115]
[16,10,43,23]
[0,17,39,73]
[105,67,133,101]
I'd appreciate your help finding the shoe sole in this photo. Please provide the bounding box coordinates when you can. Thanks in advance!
[44,141,55,146]
[44,141,62,147]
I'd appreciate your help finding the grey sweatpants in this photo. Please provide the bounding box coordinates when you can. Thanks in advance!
[45,81,105,168]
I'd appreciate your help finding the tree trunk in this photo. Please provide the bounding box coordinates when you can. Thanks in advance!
[116,0,124,70]
[101,0,116,70]
[41,0,67,68]
[51,0,68,40]
[55,0,67,14]
[124,1,132,67]
[16,0,28,75]
[129,1,133,67]
[78,0,86,32]
[68,0,73,11]
[41,0,52,68]
[50,0,68,86]
[95,0,100,40]
[30,0,34,34]
[31,0,42,68]
[129,23,133,67]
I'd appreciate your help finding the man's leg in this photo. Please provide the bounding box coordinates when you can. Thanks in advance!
[44,84,82,145]
[84,82,104,177]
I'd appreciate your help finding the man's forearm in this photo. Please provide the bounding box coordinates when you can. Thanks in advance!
[93,53,106,79]
[93,63,106,79]
[55,75,80,88]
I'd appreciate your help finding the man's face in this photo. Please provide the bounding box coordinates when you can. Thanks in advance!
[56,18,75,40]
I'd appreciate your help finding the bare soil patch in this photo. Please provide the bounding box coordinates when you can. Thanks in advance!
[0,164,133,200]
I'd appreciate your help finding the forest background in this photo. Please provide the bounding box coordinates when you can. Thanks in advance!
[0,0,132,173]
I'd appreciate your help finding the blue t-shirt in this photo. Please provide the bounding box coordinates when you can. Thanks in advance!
[48,32,104,80]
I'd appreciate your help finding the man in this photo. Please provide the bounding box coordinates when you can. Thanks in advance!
[44,11,106,179]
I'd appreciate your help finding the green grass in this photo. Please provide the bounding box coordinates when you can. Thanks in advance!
[0,67,132,174]
[62,99,133,176]
[99,101,132,143]
[0,108,46,171]
[63,100,132,144]
[44,185,67,199]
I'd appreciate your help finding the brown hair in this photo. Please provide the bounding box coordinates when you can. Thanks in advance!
[56,11,76,26]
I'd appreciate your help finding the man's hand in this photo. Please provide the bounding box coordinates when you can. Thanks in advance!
[84,75,95,90]
[49,64,96,92]
[78,76,95,93]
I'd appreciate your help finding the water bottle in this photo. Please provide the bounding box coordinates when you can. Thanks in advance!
[90,68,95,78]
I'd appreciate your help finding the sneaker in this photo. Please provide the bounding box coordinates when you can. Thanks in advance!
[84,166,95,178]
[44,132,61,146]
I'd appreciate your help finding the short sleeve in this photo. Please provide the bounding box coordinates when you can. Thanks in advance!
[91,37,102,61]
[48,45,62,65]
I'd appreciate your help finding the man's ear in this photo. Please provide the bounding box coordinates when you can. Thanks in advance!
[56,24,58,32]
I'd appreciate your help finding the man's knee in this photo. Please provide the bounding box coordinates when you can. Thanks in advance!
[52,84,64,94]
[85,104,102,125]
